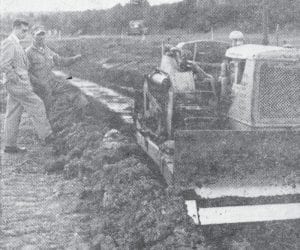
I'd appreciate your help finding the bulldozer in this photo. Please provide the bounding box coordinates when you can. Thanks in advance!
[134,40,300,225]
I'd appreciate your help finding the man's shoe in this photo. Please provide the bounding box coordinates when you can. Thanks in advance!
[4,146,27,154]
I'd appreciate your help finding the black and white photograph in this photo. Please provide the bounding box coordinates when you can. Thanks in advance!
[0,0,299,249]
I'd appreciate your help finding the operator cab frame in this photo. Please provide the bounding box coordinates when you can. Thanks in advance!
[224,44,300,130]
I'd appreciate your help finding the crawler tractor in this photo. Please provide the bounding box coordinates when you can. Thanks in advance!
[134,41,300,225]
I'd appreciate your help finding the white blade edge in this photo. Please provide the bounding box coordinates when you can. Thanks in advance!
[185,200,200,225]
[195,186,300,199]
[198,203,300,225]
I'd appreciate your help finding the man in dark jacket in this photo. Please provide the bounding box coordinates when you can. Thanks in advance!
[26,25,82,107]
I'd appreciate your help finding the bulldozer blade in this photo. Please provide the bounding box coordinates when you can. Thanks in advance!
[185,200,300,225]
[175,130,300,224]
[198,202,300,225]
[174,130,299,191]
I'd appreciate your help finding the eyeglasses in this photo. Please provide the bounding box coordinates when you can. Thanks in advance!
[21,29,29,33]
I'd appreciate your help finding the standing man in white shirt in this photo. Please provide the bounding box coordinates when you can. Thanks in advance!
[0,19,53,154]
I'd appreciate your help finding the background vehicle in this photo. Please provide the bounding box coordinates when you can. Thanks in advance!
[127,20,148,36]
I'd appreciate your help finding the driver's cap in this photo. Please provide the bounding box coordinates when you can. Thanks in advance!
[229,30,244,40]
[31,24,46,36]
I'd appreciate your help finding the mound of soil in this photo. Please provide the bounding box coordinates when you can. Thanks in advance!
[45,79,203,249]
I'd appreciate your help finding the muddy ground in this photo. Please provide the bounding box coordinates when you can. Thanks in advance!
[47,37,224,97]
[48,37,157,94]
[1,36,299,249]
[45,37,300,249]
[47,37,299,186]
[44,76,201,249]
[46,74,299,250]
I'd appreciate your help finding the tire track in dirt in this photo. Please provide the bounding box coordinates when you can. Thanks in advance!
[0,113,91,249]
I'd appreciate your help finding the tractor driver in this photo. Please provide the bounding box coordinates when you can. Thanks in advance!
[219,31,245,97]
[229,31,244,47]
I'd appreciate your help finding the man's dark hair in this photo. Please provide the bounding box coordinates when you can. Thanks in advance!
[13,19,29,29]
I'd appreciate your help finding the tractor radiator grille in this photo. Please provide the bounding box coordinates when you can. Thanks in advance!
[258,62,300,120]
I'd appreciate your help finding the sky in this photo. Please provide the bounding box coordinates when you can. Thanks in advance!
[0,0,182,13]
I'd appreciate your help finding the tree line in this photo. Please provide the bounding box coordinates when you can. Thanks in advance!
[1,0,300,35]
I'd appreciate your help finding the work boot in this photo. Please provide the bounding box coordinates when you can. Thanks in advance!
[4,146,27,154]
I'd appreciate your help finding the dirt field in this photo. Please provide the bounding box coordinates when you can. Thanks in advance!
[41,70,300,250]
[1,32,299,249]
[47,35,300,249]
[46,30,300,95]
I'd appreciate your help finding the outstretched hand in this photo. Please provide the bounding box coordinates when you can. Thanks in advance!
[73,54,82,61]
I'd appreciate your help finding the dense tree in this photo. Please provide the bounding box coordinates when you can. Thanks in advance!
[0,0,299,35]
